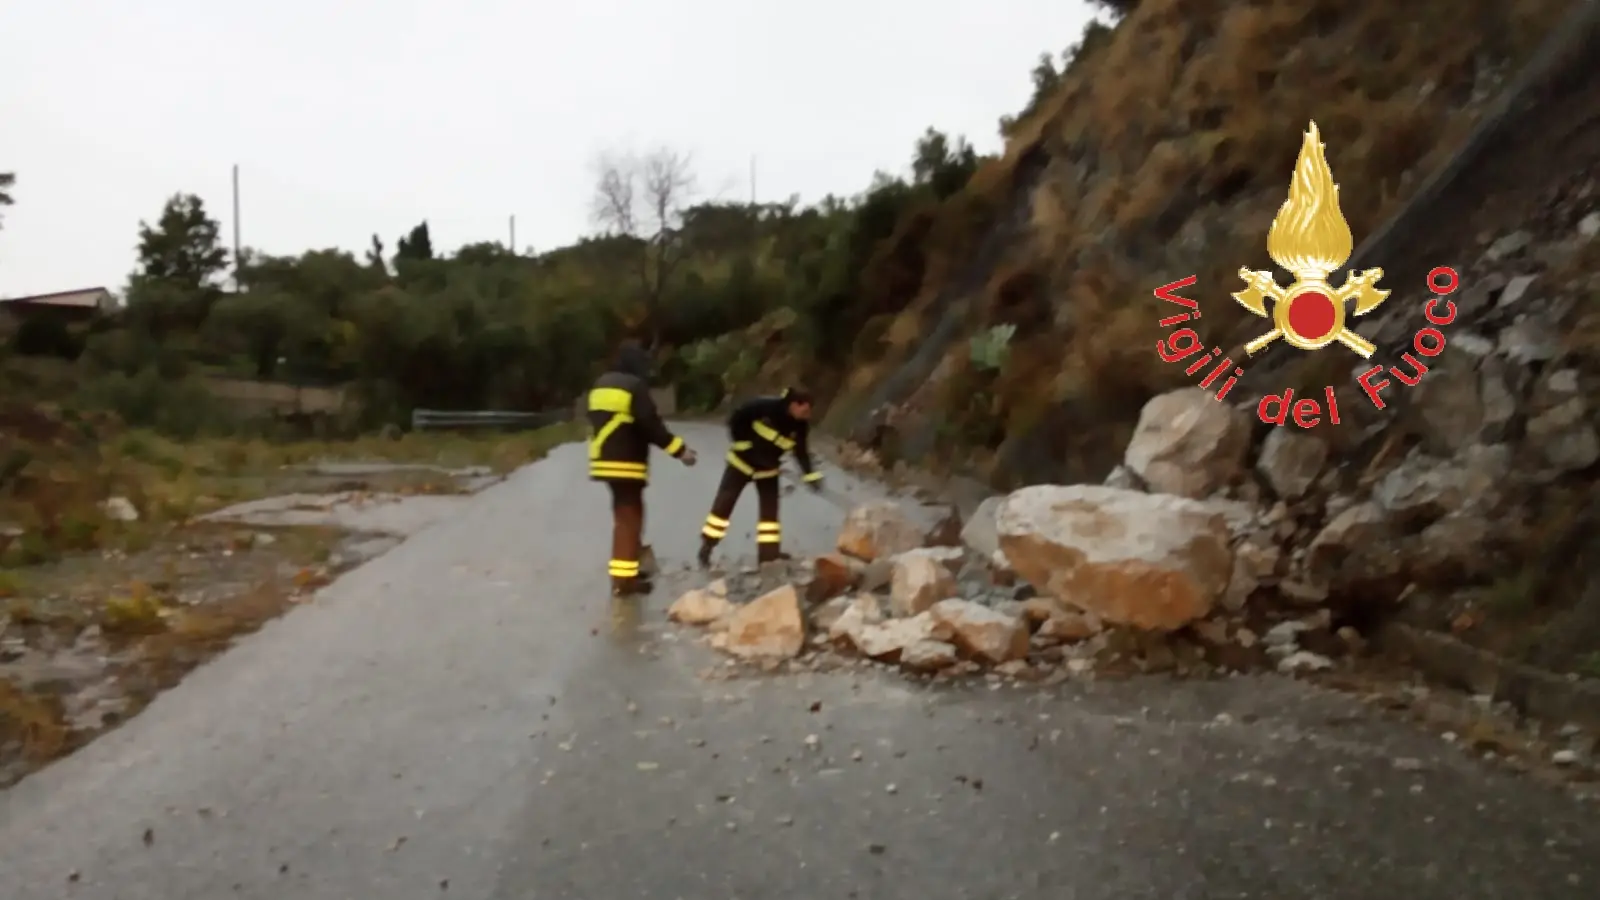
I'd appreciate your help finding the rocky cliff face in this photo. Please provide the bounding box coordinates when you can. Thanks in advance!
[835,0,1587,488]
[830,0,1600,697]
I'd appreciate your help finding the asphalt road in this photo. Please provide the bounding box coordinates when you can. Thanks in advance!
[0,422,1595,899]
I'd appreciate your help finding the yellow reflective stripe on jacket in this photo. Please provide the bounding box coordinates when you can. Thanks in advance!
[724,450,778,480]
[664,436,684,455]
[589,386,632,413]
[590,463,648,480]
[587,387,634,460]
[803,471,823,482]
[591,461,647,473]
[731,441,753,451]
[751,420,794,451]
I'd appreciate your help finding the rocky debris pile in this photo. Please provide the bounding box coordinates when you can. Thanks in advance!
[669,499,1036,678]
[670,493,1304,682]
[1055,204,1600,689]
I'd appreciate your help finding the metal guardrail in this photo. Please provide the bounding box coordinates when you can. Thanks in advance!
[411,408,566,432]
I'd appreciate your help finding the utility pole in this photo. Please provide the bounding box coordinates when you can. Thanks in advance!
[231,164,242,292]
[509,215,516,254]
[749,156,756,206]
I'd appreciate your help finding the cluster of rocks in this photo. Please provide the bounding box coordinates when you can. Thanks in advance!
[1070,207,1600,683]
[670,501,1033,678]
[667,498,1115,678]
[669,491,1289,681]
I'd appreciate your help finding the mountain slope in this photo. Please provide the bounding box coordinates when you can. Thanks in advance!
[828,0,1583,487]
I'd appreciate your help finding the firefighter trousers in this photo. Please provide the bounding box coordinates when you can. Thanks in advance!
[607,481,647,593]
[699,465,783,562]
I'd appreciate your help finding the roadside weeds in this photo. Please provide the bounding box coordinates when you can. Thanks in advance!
[0,419,582,788]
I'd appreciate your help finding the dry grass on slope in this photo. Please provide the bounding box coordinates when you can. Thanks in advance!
[855,0,1575,478]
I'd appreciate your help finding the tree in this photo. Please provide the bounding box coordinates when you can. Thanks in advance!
[911,128,979,199]
[1031,52,1062,101]
[999,16,1123,137]
[591,147,697,347]
[0,171,14,229]
[132,194,229,288]
[395,221,433,262]
[205,290,299,377]
[912,129,953,185]
[125,194,229,334]
[1064,20,1116,77]
[1087,0,1137,16]
[365,234,387,273]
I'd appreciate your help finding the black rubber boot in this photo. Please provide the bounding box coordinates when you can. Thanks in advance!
[611,575,653,597]
[696,539,715,569]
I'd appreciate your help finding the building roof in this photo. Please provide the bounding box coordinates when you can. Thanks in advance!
[1,287,115,309]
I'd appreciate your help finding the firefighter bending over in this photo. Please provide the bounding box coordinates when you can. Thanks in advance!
[698,387,820,568]
[587,342,697,596]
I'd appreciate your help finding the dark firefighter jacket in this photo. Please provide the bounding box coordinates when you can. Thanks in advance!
[726,393,819,482]
[585,347,686,482]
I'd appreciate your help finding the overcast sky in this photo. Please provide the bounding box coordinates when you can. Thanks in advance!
[0,0,1098,298]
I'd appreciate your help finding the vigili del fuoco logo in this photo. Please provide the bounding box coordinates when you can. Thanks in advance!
[1153,120,1462,428]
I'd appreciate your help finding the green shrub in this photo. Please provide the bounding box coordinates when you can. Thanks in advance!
[73,370,238,439]
[968,324,1015,372]
[10,316,82,359]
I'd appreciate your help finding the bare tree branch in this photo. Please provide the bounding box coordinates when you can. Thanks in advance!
[640,149,696,309]
[589,146,698,347]
[590,152,638,237]
[640,148,695,236]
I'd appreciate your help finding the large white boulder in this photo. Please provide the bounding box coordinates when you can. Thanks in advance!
[995,484,1235,631]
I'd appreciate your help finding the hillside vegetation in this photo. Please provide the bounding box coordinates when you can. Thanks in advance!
[1,126,988,439]
[0,0,1587,474]
[828,0,1579,485]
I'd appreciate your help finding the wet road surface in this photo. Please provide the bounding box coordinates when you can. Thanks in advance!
[0,423,1595,899]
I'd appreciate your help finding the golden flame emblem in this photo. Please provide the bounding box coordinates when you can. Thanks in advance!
[1233,121,1390,357]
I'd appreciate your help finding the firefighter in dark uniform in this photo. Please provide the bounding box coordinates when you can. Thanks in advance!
[587,342,696,596]
[697,388,820,568]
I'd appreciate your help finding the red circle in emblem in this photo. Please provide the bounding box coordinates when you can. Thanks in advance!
[1286,290,1337,340]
